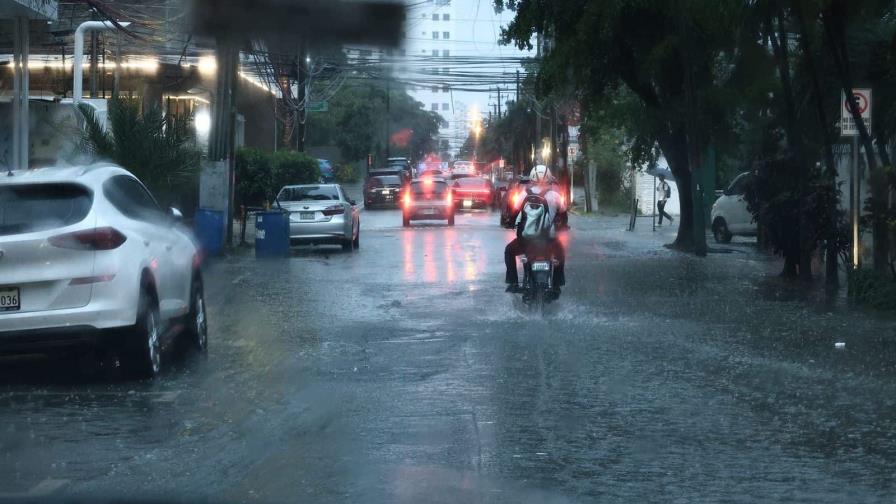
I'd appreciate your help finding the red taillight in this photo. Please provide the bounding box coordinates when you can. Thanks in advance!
[560,194,566,206]
[403,191,412,208]
[446,190,453,205]
[511,191,524,209]
[49,227,127,250]
[322,205,345,216]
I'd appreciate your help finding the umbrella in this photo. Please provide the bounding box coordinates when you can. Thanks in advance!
[646,166,675,182]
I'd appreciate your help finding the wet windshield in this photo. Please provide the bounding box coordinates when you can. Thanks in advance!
[278,186,340,202]
[3,1,896,503]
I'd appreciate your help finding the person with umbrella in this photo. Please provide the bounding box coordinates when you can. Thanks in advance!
[657,175,674,225]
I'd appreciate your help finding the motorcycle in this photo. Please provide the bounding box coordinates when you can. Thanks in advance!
[519,249,560,315]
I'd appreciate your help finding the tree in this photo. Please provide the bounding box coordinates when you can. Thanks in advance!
[79,98,200,208]
[496,0,743,253]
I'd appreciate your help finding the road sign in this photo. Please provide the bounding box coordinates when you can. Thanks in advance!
[306,100,328,112]
[840,88,871,136]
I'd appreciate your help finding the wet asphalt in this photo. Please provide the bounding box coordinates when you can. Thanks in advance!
[1,186,896,503]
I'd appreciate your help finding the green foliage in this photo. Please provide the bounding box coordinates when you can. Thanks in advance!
[79,98,200,208]
[849,268,896,311]
[235,148,320,207]
[334,163,359,183]
[308,81,442,164]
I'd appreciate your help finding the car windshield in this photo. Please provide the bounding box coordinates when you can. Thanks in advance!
[0,183,92,236]
[455,178,489,188]
[411,180,447,195]
[370,176,402,187]
[278,186,340,201]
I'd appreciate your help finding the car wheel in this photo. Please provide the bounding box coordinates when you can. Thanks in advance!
[125,287,161,379]
[447,213,455,226]
[402,213,410,227]
[185,276,208,352]
[713,218,733,243]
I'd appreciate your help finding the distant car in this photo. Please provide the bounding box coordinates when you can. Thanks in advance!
[500,176,532,228]
[711,172,756,243]
[317,159,335,183]
[451,161,476,179]
[277,184,360,251]
[419,168,445,178]
[369,167,409,185]
[402,177,455,227]
[364,174,403,209]
[0,165,207,378]
[452,177,494,211]
[387,157,415,179]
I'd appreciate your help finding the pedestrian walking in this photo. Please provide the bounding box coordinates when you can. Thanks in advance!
[657,176,674,225]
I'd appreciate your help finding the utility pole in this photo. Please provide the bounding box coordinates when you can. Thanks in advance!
[515,70,520,102]
[385,76,391,159]
[497,88,502,117]
[208,40,239,245]
[296,41,307,152]
[90,30,99,98]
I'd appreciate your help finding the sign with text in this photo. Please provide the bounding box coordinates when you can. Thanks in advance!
[841,88,871,136]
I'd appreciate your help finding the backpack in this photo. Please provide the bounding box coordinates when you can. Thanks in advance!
[663,182,671,199]
[518,195,551,239]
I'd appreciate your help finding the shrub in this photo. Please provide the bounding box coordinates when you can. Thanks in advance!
[272,150,321,191]
[235,148,321,207]
[848,269,896,311]
[335,163,359,183]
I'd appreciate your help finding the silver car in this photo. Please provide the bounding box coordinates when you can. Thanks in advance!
[277,184,360,251]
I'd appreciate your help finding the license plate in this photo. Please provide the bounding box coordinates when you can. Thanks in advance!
[422,208,437,215]
[531,262,550,271]
[300,212,315,220]
[0,287,20,312]
[463,199,473,208]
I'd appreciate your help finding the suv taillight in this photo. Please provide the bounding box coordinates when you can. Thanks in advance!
[322,205,345,216]
[49,227,127,250]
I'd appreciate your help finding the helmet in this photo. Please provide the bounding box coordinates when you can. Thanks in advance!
[529,165,552,182]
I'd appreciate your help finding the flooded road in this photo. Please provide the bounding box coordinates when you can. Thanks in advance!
[1,198,895,503]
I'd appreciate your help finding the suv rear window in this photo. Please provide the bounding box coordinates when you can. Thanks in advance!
[0,183,92,236]
[411,181,448,195]
[368,176,402,187]
[456,177,489,188]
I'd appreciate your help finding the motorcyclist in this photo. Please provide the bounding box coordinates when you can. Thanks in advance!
[504,165,566,294]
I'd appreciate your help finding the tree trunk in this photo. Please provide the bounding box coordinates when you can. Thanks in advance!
[795,0,839,286]
[658,127,694,250]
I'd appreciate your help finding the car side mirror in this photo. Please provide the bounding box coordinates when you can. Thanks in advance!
[169,207,183,221]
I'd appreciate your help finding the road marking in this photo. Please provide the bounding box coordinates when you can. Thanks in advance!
[0,478,68,498]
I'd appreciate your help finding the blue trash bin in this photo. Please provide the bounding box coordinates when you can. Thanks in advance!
[194,208,225,257]
[255,210,290,257]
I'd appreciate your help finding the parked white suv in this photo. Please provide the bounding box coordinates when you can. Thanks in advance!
[0,164,207,378]
[711,172,756,243]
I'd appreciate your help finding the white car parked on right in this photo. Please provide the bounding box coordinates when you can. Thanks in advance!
[711,172,756,243]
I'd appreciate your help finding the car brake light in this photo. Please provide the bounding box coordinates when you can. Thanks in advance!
[511,191,524,209]
[49,227,127,250]
[560,194,566,206]
[322,205,345,216]
[403,191,412,208]
[446,190,453,205]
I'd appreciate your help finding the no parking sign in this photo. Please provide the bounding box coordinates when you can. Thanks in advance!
[841,89,871,136]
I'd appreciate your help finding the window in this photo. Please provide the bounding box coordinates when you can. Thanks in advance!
[432,86,439,93]
[443,50,450,57]
[442,103,449,110]
[277,186,340,202]
[443,13,450,20]
[431,103,439,111]
[432,13,439,21]
[432,49,439,57]
[104,176,163,222]
[442,84,449,92]
[0,184,92,236]
[442,67,449,74]
[432,31,439,39]
[443,31,450,39]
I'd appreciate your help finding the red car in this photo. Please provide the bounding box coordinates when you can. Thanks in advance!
[452,177,495,211]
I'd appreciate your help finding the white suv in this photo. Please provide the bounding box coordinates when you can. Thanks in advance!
[711,172,756,243]
[0,164,207,378]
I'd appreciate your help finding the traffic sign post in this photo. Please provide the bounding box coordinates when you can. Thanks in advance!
[841,89,872,268]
